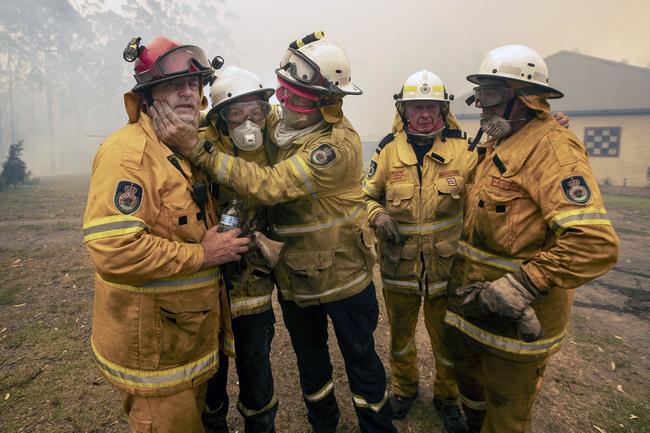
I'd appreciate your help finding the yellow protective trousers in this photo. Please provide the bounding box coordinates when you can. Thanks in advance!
[383,288,458,403]
[120,381,208,433]
[446,327,548,433]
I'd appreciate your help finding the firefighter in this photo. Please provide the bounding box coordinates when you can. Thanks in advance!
[445,44,620,433]
[173,32,397,433]
[363,70,475,433]
[83,36,249,433]
[199,66,281,433]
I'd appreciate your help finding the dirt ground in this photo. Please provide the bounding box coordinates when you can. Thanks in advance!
[1,176,649,433]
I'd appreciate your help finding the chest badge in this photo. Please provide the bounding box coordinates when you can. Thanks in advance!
[561,175,592,205]
[114,181,143,215]
[446,177,457,186]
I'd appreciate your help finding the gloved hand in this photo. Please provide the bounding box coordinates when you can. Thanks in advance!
[372,212,401,244]
[372,212,403,269]
[252,231,285,269]
[452,271,543,342]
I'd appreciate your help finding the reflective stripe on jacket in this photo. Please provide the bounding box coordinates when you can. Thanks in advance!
[446,116,619,356]
[191,116,376,306]
[199,108,279,317]
[363,123,477,297]
[83,92,233,396]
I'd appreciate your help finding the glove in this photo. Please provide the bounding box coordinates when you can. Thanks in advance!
[252,231,285,269]
[372,212,403,271]
[372,212,402,245]
[452,271,543,342]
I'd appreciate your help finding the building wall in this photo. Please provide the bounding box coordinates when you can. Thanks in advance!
[456,115,650,187]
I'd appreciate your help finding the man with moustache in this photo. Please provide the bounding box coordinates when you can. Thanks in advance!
[363,70,473,433]
[83,36,249,433]
[445,44,620,433]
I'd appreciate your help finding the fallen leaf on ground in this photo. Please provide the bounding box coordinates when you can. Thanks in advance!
[629,414,638,420]
[4,393,9,401]
[593,425,607,433]
[11,259,22,265]
[14,303,26,307]
[616,384,625,393]
[610,361,616,371]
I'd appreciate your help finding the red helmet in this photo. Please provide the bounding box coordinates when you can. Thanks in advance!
[130,36,214,92]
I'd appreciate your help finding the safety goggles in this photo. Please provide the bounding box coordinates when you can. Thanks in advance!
[220,100,271,124]
[472,85,515,107]
[277,48,323,86]
[135,45,212,85]
[276,85,319,114]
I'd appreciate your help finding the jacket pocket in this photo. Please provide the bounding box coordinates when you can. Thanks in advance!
[474,188,523,255]
[434,176,465,218]
[432,239,459,282]
[380,239,419,279]
[283,250,336,293]
[385,183,416,221]
[357,225,378,272]
[157,290,218,368]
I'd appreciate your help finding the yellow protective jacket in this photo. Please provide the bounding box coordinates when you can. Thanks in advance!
[363,114,477,298]
[445,115,620,357]
[199,107,279,318]
[83,92,233,397]
[190,117,376,306]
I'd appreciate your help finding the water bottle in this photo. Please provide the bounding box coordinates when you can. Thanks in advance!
[218,198,242,232]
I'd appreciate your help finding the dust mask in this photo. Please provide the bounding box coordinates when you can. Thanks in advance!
[229,119,262,151]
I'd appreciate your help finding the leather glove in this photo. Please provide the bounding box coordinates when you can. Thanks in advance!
[372,212,402,245]
[252,231,285,269]
[372,213,404,272]
[453,271,543,342]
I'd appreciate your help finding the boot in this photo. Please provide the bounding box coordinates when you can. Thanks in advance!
[433,395,469,433]
[390,392,417,420]
[202,403,230,433]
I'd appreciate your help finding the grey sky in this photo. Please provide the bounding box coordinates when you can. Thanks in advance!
[207,0,650,137]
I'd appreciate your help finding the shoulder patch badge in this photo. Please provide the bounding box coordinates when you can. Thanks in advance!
[309,143,337,167]
[367,160,377,178]
[561,175,591,205]
[114,180,144,215]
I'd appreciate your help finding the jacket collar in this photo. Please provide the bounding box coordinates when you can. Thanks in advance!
[395,131,453,166]
[124,91,174,160]
[488,116,557,177]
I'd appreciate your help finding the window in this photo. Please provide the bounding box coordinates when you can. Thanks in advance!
[584,127,621,157]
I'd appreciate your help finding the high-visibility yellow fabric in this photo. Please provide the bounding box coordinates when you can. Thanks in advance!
[446,115,619,355]
[363,127,477,296]
[191,116,376,306]
[199,106,280,317]
[84,93,232,396]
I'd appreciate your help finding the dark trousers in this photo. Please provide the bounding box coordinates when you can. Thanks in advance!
[279,283,396,433]
[205,308,277,433]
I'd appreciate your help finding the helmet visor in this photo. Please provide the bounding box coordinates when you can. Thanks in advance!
[137,45,212,84]
[473,85,513,107]
[278,48,321,85]
[220,100,271,125]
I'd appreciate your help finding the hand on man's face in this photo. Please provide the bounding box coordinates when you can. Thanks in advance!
[149,77,201,156]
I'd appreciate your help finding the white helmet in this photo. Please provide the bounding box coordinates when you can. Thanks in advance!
[276,32,362,95]
[207,66,275,119]
[395,69,452,104]
[467,44,563,98]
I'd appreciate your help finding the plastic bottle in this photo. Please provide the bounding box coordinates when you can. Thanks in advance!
[218,198,242,232]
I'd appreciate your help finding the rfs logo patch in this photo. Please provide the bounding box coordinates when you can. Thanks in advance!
[114,180,143,215]
[561,176,591,205]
